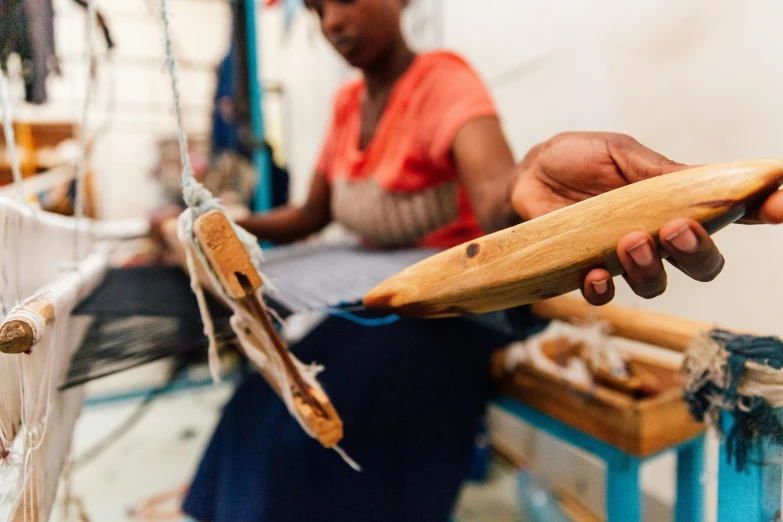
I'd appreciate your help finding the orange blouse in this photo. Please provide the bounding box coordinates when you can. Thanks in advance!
[316,50,498,250]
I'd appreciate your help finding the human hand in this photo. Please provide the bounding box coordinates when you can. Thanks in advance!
[511,132,783,305]
[149,205,184,262]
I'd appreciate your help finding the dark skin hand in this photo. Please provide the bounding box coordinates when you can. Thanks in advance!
[454,124,783,306]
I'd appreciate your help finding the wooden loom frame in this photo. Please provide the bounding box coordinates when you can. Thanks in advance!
[0,193,152,521]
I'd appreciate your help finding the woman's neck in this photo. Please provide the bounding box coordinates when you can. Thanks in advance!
[362,40,417,98]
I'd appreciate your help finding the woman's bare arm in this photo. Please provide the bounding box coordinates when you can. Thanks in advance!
[236,173,333,244]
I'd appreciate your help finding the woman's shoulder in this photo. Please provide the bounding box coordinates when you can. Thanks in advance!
[417,49,478,70]
[411,50,486,84]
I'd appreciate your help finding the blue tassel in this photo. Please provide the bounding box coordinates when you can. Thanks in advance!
[684,329,783,472]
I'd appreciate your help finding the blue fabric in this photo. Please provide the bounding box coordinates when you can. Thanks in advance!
[211,29,290,209]
[182,312,534,522]
[212,48,240,155]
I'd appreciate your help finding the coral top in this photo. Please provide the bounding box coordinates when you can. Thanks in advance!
[316,50,498,249]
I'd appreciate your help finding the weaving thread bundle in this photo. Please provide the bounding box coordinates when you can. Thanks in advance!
[684,329,783,471]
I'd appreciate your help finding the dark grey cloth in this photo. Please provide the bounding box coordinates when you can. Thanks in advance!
[0,0,57,104]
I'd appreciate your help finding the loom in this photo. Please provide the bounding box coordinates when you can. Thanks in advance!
[0,197,149,520]
[0,1,781,520]
[0,6,142,510]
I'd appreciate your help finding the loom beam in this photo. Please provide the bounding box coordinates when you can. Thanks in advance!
[364,159,783,317]
[0,296,55,354]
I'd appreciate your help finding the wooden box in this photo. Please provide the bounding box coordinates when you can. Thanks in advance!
[492,347,705,458]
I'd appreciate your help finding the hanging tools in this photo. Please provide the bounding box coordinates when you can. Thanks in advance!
[189,210,343,448]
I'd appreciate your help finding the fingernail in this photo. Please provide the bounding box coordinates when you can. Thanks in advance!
[666,225,698,253]
[628,240,654,266]
[591,279,608,295]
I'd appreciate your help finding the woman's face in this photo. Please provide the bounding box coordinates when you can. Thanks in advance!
[305,0,405,69]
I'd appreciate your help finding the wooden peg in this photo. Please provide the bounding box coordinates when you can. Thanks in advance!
[0,296,54,354]
[192,210,262,299]
[364,159,783,318]
[191,209,343,447]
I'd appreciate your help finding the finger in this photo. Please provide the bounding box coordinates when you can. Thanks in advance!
[659,219,725,282]
[581,268,615,306]
[617,232,668,299]
[605,134,692,182]
[740,189,783,224]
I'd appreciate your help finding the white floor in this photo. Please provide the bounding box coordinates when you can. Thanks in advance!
[51,380,233,522]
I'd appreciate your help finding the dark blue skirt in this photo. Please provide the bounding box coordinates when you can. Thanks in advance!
[182,312,539,522]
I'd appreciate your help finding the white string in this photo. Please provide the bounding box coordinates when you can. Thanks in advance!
[3,307,47,348]
[73,0,97,261]
[158,0,200,203]
[181,237,222,383]
[0,73,24,202]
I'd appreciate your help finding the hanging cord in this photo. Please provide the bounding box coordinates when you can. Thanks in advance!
[158,0,207,207]
[0,74,24,202]
[73,0,97,261]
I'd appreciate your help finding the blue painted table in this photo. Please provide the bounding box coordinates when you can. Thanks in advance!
[496,397,706,522]
[716,414,782,522]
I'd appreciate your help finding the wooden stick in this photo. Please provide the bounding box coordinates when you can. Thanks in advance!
[190,210,343,448]
[363,159,783,318]
[0,295,55,354]
[530,294,712,353]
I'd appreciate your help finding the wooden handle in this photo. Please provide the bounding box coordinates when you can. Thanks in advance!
[529,295,712,352]
[364,159,783,318]
[187,210,344,447]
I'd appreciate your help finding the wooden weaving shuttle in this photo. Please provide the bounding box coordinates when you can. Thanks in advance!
[192,210,343,447]
[363,159,783,318]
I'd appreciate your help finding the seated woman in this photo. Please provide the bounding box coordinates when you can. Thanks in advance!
[180,1,783,521]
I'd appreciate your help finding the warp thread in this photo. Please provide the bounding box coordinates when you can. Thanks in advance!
[684,328,783,472]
